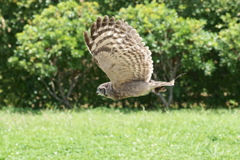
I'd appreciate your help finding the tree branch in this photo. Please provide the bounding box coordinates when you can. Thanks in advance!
[168,86,173,106]
[57,72,66,99]
[66,72,81,98]
[41,79,63,103]
[153,92,168,108]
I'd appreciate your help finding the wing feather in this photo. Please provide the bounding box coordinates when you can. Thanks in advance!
[84,16,153,88]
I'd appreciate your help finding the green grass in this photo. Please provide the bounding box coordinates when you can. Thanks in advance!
[0,108,240,160]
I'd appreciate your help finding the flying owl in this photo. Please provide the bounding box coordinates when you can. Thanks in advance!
[84,16,184,100]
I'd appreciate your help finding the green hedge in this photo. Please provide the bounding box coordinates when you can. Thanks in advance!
[1,0,239,109]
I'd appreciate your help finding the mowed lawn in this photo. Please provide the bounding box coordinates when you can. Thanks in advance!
[0,108,240,160]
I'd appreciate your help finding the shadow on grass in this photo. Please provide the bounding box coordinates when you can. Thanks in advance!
[1,106,43,115]
[1,105,238,115]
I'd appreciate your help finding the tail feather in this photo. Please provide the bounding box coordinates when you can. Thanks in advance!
[151,73,186,93]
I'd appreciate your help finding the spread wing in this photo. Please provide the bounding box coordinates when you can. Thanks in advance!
[84,16,153,88]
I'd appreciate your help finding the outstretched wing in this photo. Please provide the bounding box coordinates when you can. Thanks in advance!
[84,16,153,88]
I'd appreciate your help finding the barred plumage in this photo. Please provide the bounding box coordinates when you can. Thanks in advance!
[84,16,181,100]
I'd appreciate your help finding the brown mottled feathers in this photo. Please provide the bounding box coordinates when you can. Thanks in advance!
[84,16,153,89]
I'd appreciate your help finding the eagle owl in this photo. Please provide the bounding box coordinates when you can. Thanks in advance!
[84,16,183,100]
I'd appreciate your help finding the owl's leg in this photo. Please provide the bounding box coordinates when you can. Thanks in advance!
[150,73,186,93]
[149,80,173,94]
[154,86,167,93]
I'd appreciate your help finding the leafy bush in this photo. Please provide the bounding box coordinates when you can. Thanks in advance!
[9,1,100,108]
[117,2,217,108]
[1,0,239,109]
[156,0,240,32]
[218,22,240,71]
[216,21,240,105]
[0,0,81,108]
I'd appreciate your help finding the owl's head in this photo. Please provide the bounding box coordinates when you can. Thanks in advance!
[96,82,112,99]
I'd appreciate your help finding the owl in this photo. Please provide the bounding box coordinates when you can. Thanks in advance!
[84,16,184,100]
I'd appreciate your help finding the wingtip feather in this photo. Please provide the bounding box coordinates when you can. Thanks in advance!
[83,31,90,45]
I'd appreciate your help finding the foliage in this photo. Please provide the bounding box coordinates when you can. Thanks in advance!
[156,0,240,31]
[218,22,240,72]
[117,2,217,108]
[8,1,100,108]
[154,0,240,108]
[1,109,240,159]
[86,0,148,16]
[88,0,240,108]
[0,0,77,107]
[215,21,240,104]
[1,0,240,109]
